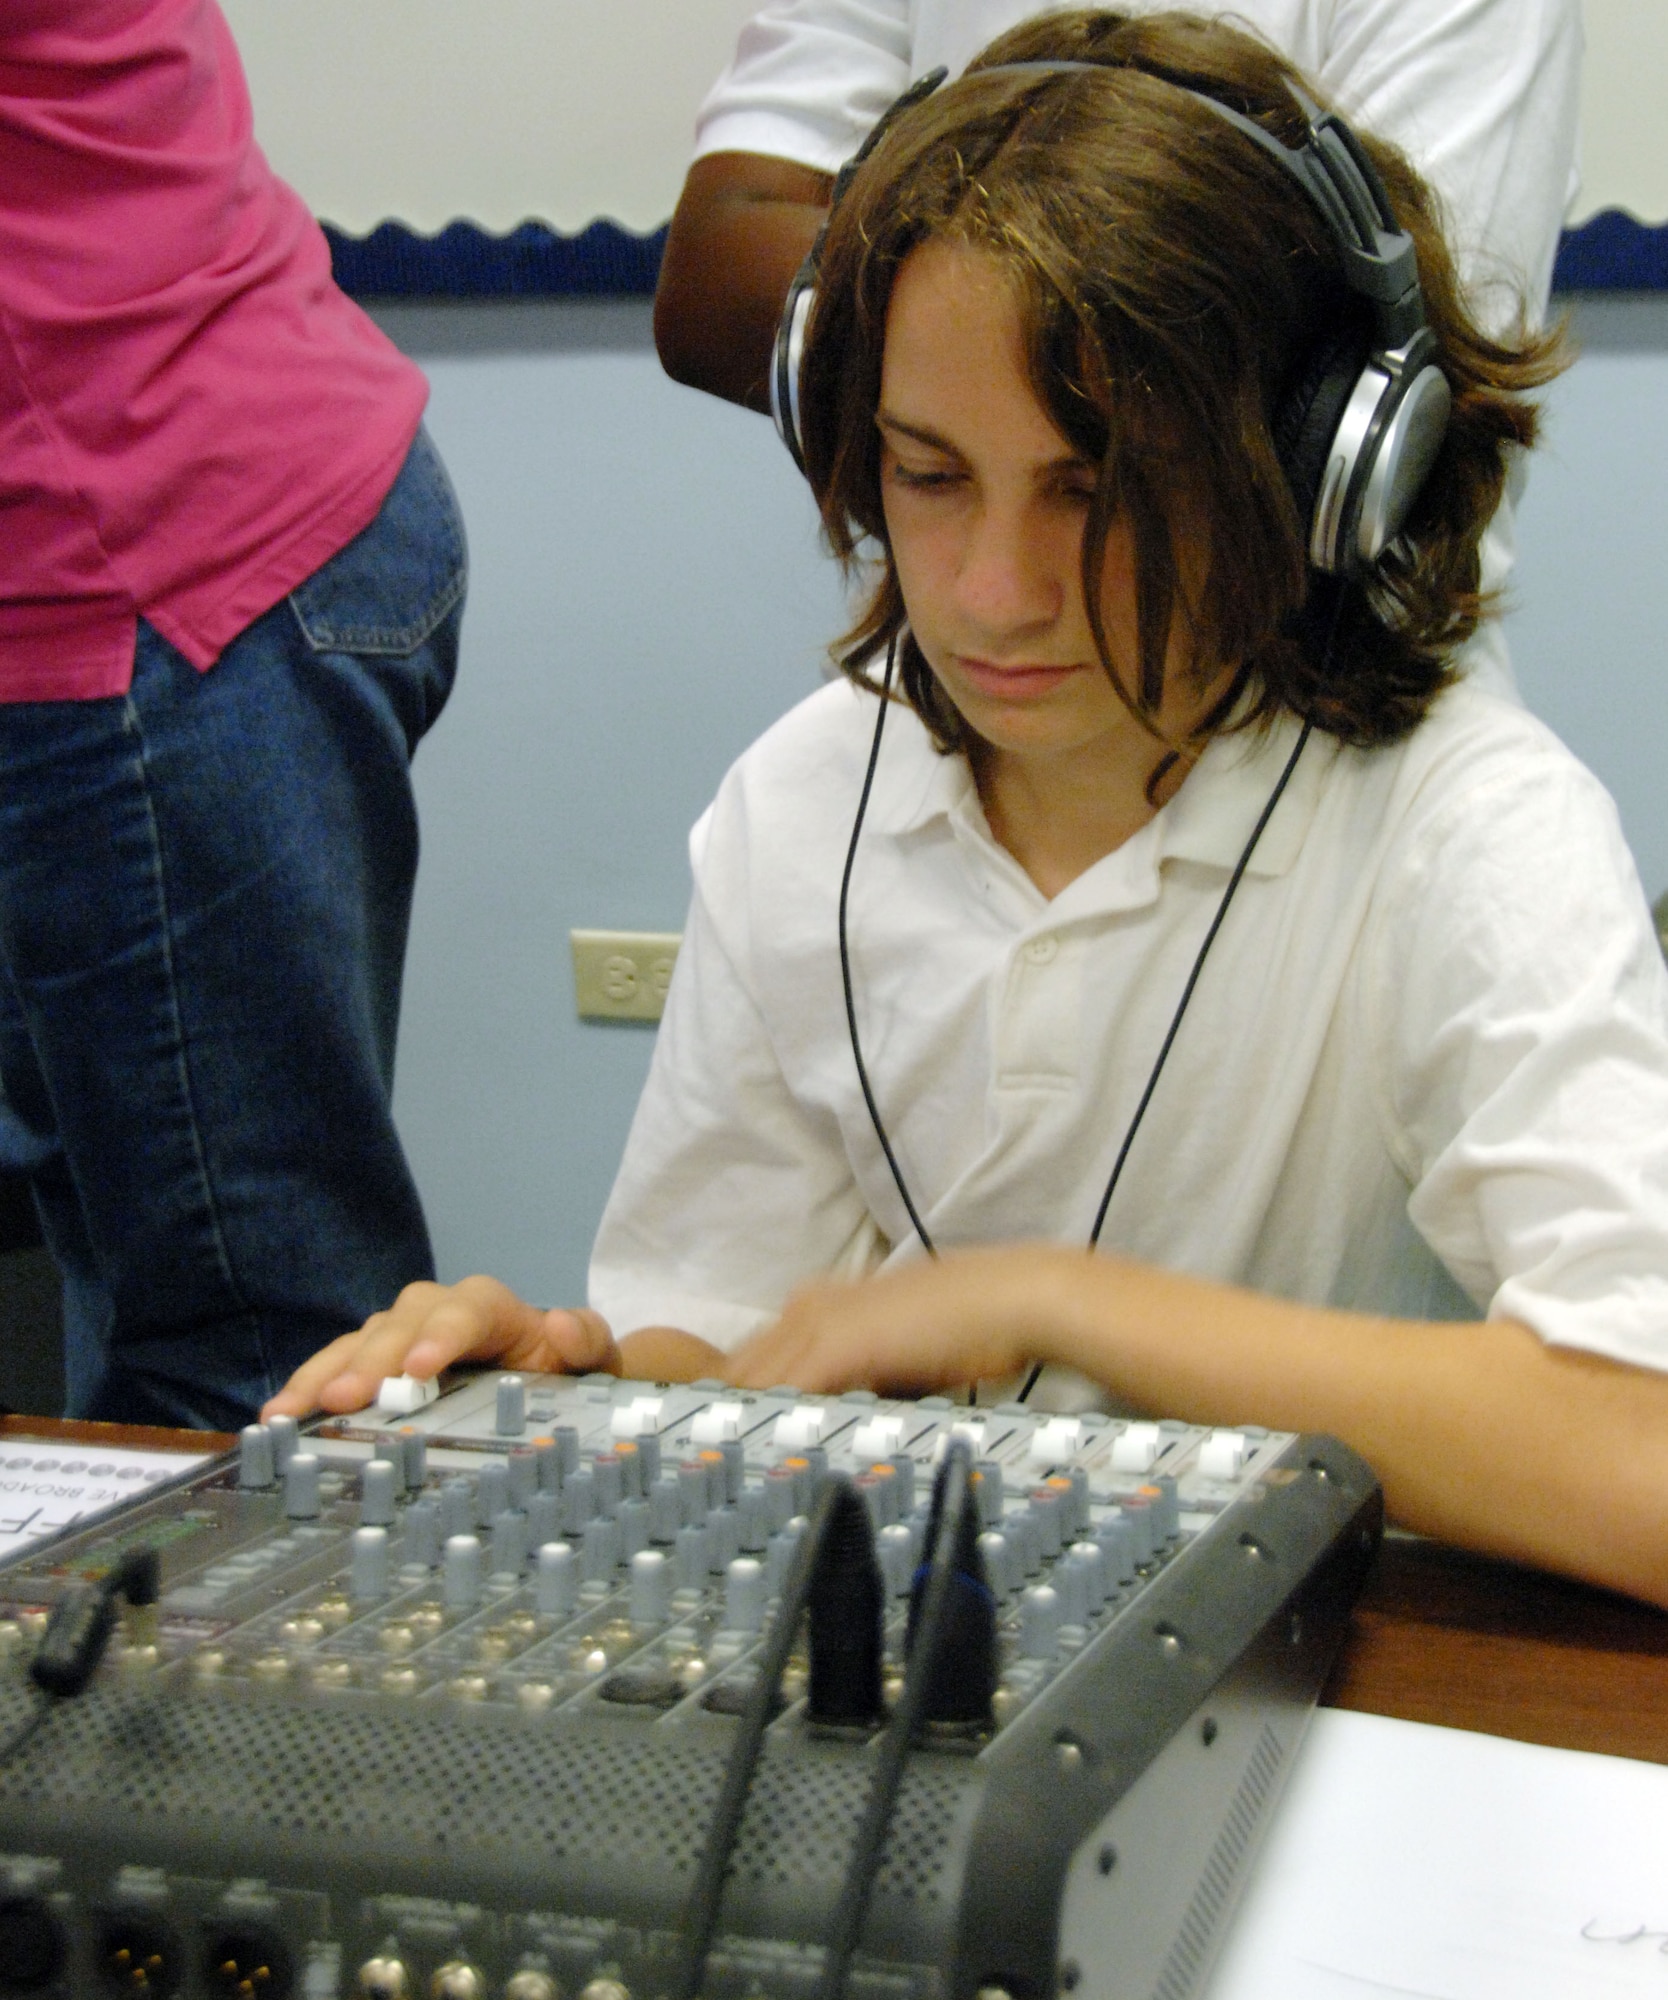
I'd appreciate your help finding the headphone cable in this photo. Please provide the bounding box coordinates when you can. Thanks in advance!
[839,646,1323,1405]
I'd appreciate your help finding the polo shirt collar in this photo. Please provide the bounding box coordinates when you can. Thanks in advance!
[880,700,1332,881]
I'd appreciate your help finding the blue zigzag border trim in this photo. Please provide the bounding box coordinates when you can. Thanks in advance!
[324,212,1668,300]
[1552,210,1668,292]
[322,218,668,298]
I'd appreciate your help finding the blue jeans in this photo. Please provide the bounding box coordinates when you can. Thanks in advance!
[0,427,465,1429]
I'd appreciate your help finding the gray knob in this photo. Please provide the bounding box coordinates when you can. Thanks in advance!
[1154,1473,1182,1544]
[1065,1465,1092,1537]
[350,1525,391,1601]
[636,1431,662,1487]
[507,1446,538,1510]
[535,1541,577,1618]
[762,1465,798,1533]
[443,1533,484,1613]
[267,1413,299,1474]
[404,1497,442,1570]
[617,1497,650,1559]
[553,1425,581,1477]
[878,1523,915,1598]
[1006,1507,1043,1577]
[648,1474,682,1545]
[1121,1497,1157,1567]
[736,1486,769,1553]
[707,1506,741,1574]
[977,1529,1014,1600]
[491,1509,529,1578]
[525,1490,561,1552]
[239,1424,276,1491]
[496,1374,527,1437]
[725,1556,766,1634]
[360,1458,398,1527]
[581,1514,620,1583]
[719,1439,747,1503]
[765,1520,804,1596]
[629,1548,671,1627]
[1020,1583,1062,1662]
[400,1429,427,1492]
[534,1436,563,1494]
[439,1477,475,1543]
[1055,1548,1090,1627]
[284,1452,321,1520]
[614,1440,645,1501]
[1027,1487,1065,1562]
[674,1523,709,1591]
[1067,1540,1107,1617]
[676,1461,709,1529]
[476,1458,511,1528]
[561,1469,596,1536]
[1096,1514,1138,1587]
[592,1452,624,1515]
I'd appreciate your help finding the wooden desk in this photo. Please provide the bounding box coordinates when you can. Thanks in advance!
[11,1417,1667,1766]
[1322,1531,1668,1765]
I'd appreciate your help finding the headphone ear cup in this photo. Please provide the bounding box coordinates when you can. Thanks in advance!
[1272,322,1371,566]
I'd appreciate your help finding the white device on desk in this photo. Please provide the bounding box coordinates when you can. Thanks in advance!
[0,1372,1380,2000]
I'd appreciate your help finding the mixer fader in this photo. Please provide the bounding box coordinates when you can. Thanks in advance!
[0,1374,1381,2000]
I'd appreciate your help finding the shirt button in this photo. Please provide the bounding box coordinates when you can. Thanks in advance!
[1023,935,1059,965]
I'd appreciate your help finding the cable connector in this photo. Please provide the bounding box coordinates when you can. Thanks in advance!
[29,1545,162,1698]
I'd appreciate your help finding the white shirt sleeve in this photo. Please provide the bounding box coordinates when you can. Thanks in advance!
[1315,0,1581,326]
[693,0,913,173]
[692,0,1580,328]
[1361,728,1668,1373]
[587,789,885,1350]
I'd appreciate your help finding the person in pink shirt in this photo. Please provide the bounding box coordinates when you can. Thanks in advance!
[0,0,465,1427]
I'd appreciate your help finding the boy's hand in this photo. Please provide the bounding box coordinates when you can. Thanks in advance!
[260,1276,619,1419]
[724,1248,1062,1396]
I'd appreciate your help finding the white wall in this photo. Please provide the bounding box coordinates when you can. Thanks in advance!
[229,0,1667,232]
[385,292,1668,1306]
[381,301,844,1305]
[1506,295,1668,898]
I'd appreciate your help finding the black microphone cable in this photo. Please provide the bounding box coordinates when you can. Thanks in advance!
[671,1476,853,2000]
[814,1438,983,2000]
[0,1546,162,1767]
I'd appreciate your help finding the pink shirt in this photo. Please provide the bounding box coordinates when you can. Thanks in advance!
[0,0,428,701]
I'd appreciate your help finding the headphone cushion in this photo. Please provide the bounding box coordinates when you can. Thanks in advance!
[1272,321,1372,545]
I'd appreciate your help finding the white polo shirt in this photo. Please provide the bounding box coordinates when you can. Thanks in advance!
[590,678,1668,1380]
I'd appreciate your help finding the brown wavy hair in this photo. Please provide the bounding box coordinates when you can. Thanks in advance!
[797,9,1566,752]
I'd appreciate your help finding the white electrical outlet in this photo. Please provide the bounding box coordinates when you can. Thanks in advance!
[570,930,682,1023]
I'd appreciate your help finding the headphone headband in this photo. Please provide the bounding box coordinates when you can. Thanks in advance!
[771,54,1451,575]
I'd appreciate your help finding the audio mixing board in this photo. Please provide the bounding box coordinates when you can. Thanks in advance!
[0,1374,1380,2000]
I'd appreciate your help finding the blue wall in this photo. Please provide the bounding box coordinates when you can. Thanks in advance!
[380,292,1668,1308]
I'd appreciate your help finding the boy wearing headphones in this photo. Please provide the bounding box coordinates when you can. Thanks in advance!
[270,14,1668,1609]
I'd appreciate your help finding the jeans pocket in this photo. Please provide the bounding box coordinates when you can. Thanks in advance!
[286,426,468,657]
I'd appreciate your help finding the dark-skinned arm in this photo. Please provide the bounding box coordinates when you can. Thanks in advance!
[653,151,834,411]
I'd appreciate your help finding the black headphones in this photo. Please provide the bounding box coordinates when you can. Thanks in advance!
[770,60,1451,578]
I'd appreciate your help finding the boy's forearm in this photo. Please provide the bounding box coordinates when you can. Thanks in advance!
[1034,1250,1668,1610]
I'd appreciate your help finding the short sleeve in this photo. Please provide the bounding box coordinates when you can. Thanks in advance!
[693,0,913,173]
[1319,0,1580,325]
[587,783,883,1348]
[1362,732,1668,1374]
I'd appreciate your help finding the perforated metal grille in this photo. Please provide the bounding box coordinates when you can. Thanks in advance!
[0,1681,965,1909]
[1151,1723,1286,2000]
